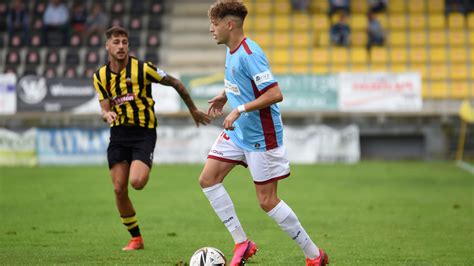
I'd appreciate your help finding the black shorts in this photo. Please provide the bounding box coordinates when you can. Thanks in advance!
[107,126,157,169]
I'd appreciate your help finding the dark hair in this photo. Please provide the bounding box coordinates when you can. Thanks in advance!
[105,26,129,39]
[208,0,248,22]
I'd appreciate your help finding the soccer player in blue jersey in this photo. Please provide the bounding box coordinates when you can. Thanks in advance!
[199,1,328,266]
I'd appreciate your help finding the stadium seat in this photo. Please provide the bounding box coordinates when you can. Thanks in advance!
[350,14,368,31]
[23,66,38,76]
[33,0,47,17]
[88,33,102,48]
[375,14,388,29]
[130,2,145,16]
[428,65,448,81]
[309,0,328,14]
[110,1,125,17]
[63,66,78,78]
[370,63,388,72]
[351,0,368,13]
[128,32,141,48]
[145,50,159,64]
[29,33,43,47]
[409,14,427,30]
[254,16,271,32]
[69,33,82,47]
[65,49,80,66]
[448,13,466,29]
[31,18,43,31]
[254,2,272,15]
[350,48,368,65]
[350,64,369,72]
[270,49,290,65]
[351,31,368,47]
[252,33,271,49]
[129,17,143,31]
[311,64,329,73]
[25,50,41,67]
[429,82,449,98]
[389,0,406,13]
[390,63,408,72]
[311,48,329,65]
[468,13,474,29]
[370,47,388,64]
[291,65,310,74]
[450,64,469,80]
[149,1,163,15]
[5,50,21,67]
[428,30,447,47]
[292,32,310,47]
[314,32,330,47]
[389,48,407,64]
[292,48,310,66]
[331,64,350,72]
[330,47,349,65]
[43,67,57,79]
[408,63,428,81]
[85,49,100,67]
[448,30,466,47]
[146,34,161,48]
[274,15,290,32]
[148,17,162,31]
[427,14,446,29]
[243,15,254,31]
[389,31,407,47]
[450,81,470,99]
[272,64,289,74]
[272,32,289,48]
[312,15,330,32]
[449,47,468,63]
[8,34,23,48]
[408,47,427,64]
[274,1,290,15]
[292,14,310,32]
[388,14,407,30]
[428,0,444,13]
[408,31,427,47]
[408,1,425,13]
[469,30,474,46]
[46,50,60,66]
[429,48,447,63]
[82,67,96,79]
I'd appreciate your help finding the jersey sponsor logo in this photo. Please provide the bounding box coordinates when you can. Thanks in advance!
[111,93,135,107]
[224,79,240,95]
[253,70,273,86]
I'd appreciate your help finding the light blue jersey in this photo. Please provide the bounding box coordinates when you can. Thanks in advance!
[224,37,283,152]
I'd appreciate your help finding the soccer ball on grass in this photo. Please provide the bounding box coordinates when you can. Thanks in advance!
[189,247,226,266]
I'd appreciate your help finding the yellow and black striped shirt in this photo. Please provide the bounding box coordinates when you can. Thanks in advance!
[93,57,166,128]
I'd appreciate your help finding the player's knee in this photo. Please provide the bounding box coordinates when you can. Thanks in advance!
[198,175,219,188]
[258,195,278,212]
[130,176,148,190]
[114,186,128,199]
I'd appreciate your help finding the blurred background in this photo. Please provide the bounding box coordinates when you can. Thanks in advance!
[0,0,473,167]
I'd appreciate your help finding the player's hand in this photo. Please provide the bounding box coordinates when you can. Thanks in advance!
[207,94,227,117]
[191,109,211,127]
[102,111,117,124]
[223,108,240,130]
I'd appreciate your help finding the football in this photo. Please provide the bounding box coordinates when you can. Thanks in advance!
[189,247,227,266]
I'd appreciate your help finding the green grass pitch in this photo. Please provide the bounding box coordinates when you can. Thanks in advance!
[0,162,473,265]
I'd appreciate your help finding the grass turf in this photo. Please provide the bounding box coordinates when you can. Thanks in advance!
[0,162,472,265]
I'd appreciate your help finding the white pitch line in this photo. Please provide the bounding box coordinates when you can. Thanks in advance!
[456,160,474,175]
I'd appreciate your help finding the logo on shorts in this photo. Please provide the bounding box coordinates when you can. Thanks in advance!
[210,149,223,156]
[150,152,154,160]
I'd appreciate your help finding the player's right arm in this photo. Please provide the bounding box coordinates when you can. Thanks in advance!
[208,89,227,117]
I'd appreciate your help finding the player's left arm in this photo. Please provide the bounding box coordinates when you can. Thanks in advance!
[159,74,211,127]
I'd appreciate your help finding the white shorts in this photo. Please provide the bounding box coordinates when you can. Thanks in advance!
[207,131,291,184]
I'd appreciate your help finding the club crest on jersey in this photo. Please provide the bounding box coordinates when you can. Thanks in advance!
[224,79,240,95]
[111,93,135,106]
[253,70,273,86]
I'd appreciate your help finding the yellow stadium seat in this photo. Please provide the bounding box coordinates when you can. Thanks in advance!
[272,32,290,48]
[291,65,310,74]
[408,48,427,64]
[428,65,448,81]
[351,64,369,72]
[448,13,466,29]
[450,64,469,80]
[271,49,290,65]
[254,2,272,15]
[470,45,474,63]
[252,33,271,49]
[450,81,470,98]
[370,63,388,72]
[331,64,350,72]
[409,15,427,30]
[448,30,466,47]
[292,49,310,65]
[309,1,328,14]
[469,30,474,45]
[389,0,406,13]
[422,83,430,98]
[244,2,254,16]
[430,82,449,98]
[388,14,407,30]
[292,32,311,47]
[352,0,368,13]
[408,1,425,13]
[409,31,427,47]
[292,14,310,32]
[450,47,467,63]
[389,48,408,64]
[312,65,329,74]
[254,16,272,32]
[274,15,290,32]
[428,15,446,29]
[409,63,428,81]
[314,32,330,47]
[331,48,349,65]
[370,47,388,64]
[274,1,291,15]
[468,13,474,29]
[428,30,447,47]
[312,16,330,32]
[375,14,388,29]
[389,31,407,47]
[244,15,254,32]
[351,14,368,31]
[428,0,444,14]
[430,48,447,63]
[311,48,329,65]
[390,63,408,72]
[350,48,368,64]
[272,64,289,74]
[351,31,368,47]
